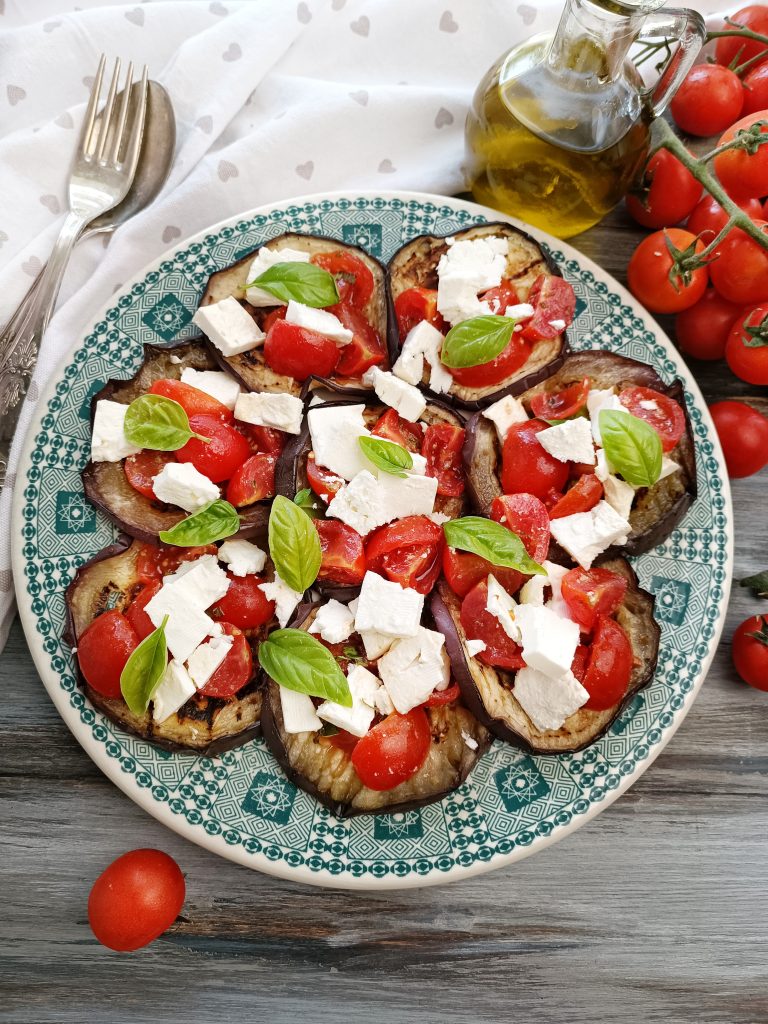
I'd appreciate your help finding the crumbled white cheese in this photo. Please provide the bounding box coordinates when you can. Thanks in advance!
[639,398,659,411]
[482,394,528,442]
[180,367,241,410]
[152,660,196,723]
[279,686,322,733]
[428,511,451,526]
[217,538,267,577]
[354,571,424,638]
[378,627,450,713]
[436,236,508,326]
[659,455,680,480]
[519,560,569,610]
[549,318,566,331]
[514,667,589,731]
[91,400,141,463]
[308,404,371,480]
[462,730,479,750]
[326,471,386,536]
[145,591,217,665]
[164,554,230,608]
[308,600,356,644]
[537,417,596,465]
[486,574,520,642]
[245,246,310,306]
[192,296,265,357]
[587,388,623,444]
[516,604,580,679]
[549,500,631,569]
[169,354,182,365]
[151,462,220,513]
[234,391,304,434]
[466,638,487,657]
[347,663,393,717]
[503,302,534,320]
[259,574,304,627]
[285,301,353,346]
[393,319,454,396]
[316,665,379,737]
[602,474,635,522]
[186,633,234,689]
[363,366,426,422]
[375,471,438,522]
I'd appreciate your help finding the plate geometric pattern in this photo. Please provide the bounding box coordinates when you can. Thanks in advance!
[13,193,732,889]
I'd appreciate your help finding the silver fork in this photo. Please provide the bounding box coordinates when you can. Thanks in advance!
[0,56,148,486]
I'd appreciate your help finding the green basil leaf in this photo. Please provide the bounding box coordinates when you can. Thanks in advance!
[440,315,515,369]
[123,395,206,451]
[358,435,413,477]
[294,487,322,519]
[158,499,240,547]
[120,615,169,715]
[741,570,768,599]
[258,629,352,707]
[443,516,546,575]
[268,494,321,592]
[599,409,662,487]
[246,262,339,308]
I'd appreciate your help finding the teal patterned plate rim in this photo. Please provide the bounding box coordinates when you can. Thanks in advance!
[12,191,733,890]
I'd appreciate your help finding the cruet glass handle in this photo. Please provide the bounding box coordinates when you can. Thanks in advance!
[640,7,707,117]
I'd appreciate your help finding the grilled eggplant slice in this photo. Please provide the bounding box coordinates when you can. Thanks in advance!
[431,558,659,754]
[463,350,697,558]
[261,605,491,816]
[198,233,391,397]
[387,221,569,408]
[64,536,264,754]
[81,339,269,544]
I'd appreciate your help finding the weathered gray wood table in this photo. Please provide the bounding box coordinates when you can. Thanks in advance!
[2,205,767,1024]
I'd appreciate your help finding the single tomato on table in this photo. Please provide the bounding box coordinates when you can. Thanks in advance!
[626,149,702,228]
[709,400,768,478]
[715,6,768,69]
[743,63,768,115]
[627,229,708,314]
[732,615,768,691]
[686,195,763,256]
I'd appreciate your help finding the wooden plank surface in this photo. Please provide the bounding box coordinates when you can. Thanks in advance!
[2,202,768,1024]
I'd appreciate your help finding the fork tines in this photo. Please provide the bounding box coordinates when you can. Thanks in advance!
[80,55,149,169]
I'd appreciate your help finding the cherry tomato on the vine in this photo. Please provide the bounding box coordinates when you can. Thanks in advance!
[725,304,768,384]
[710,222,768,306]
[626,150,701,229]
[715,6,768,70]
[732,615,768,691]
[675,289,742,361]
[670,64,744,137]
[627,229,708,314]
[714,110,768,201]
[686,195,763,257]
[743,62,768,115]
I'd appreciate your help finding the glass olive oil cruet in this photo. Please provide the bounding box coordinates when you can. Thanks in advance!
[465,0,706,238]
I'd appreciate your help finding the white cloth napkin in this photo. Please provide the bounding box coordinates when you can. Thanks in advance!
[0,0,728,650]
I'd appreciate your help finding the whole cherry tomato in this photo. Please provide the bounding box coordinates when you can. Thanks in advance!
[626,149,702,228]
[710,222,768,306]
[670,64,744,137]
[709,400,768,477]
[675,289,742,361]
[627,229,708,314]
[732,615,768,691]
[725,303,768,384]
[714,110,768,200]
[743,62,768,115]
[715,6,768,70]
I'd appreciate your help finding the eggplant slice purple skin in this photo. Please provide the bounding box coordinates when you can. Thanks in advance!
[462,350,698,560]
[431,558,660,755]
[260,603,491,817]
[81,338,270,544]
[63,535,266,755]
[386,221,570,410]
[197,232,392,399]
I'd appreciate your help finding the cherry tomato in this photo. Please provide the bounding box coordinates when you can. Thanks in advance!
[135,543,218,583]
[126,581,162,640]
[489,493,551,562]
[501,419,569,500]
[311,251,374,309]
[715,6,768,70]
[124,451,175,501]
[370,408,424,450]
[315,519,367,586]
[442,546,525,598]
[725,304,768,384]
[423,423,466,496]
[548,474,603,519]
[325,729,360,755]
[148,378,233,422]
[176,413,251,483]
[350,709,432,790]
[88,849,185,952]
[240,423,285,455]
[581,615,633,711]
[460,578,525,670]
[328,300,387,378]
[210,574,275,630]
[77,610,139,700]
[448,334,532,388]
[675,289,743,361]
[619,386,686,452]
[714,110,768,200]
[627,229,708,314]
[479,279,520,315]
[262,307,286,334]
[263,319,340,380]
[709,400,768,477]
[225,453,277,506]
[743,62,768,115]
[198,622,253,698]
[365,516,443,594]
[394,286,447,340]
[732,614,768,690]
[571,644,590,684]
[306,454,344,501]
[521,275,576,342]
[686,194,763,256]
[626,149,702,228]
[670,64,744,137]
[425,682,462,707]
[529,378,589,420]
[710,222,768,306]
[561,567,628,632]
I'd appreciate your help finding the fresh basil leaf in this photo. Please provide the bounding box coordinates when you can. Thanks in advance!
[741,570,768,599]
[120,615,168,715]
[123,395,207,451]
[599,409,662,487]
[258,629,352,707]
[246,262,339,308]
[158,499,240,546]
[358,435,413,477]
[294,487,322,519]
[268,494,321,592]
[440,315,515,369]
[443,517,546,575]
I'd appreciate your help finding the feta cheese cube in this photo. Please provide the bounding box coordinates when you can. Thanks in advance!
[217,538,267,577]
[165,554,230,608]
[346,664,393,716]
[354,571,424,638]
[587,388,623,444]
[659,455,680,480]
[503,302,534,320]
[514,667,589,731]
[537,417,596,465]
[152,660,196,723]
[186,633,234,689]
[437,275,492,326]
[594,448,613,481]
[436,236,508,326]
[145,591,216,664]
[482,394,528,442]
[279,686,322,733]
[192,296,265,357]
[428,511,451,526]
[151,462,220,513]
[316,666,379,737]
[180,367,241,410]
[378,627,450,713]
[516,604,580,679]
[308,404,371,480]
[308,600,356,644]
[393,320,453,395]
[603,474,636,522]
[409,452,427,475]
[259,574,304,627]
[466,638,487,657]
[234,391,303,434]
[462,730,479,750]
[375,471,437,522]
[245,246,310,306]
[91,400,141,463]
[326,471,385,536]
[486,574,520,642]
[285,301,353,345]
[519,560,569,609]
[549,500,631,569]
[364,366,426,422]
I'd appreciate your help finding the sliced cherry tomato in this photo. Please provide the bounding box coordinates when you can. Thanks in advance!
[198,623,253,698]
[479,279,520,315]
[521,275,576,342]
[240,423,285,455]
[262,307,287,334]
[714,110,768,201]
[315,519,367,586]
[490,493,550,562]
[210,574,275,630]
[501,419,569,500]
[135,543,218,583]
[725,303,768,385]
[626,149,702,228]
[328,301,387,378]
[176,413,251,483]
[715,6,768,70]
[350,709,432,791]
[423,423,466,496]
[619,386,686,452]
[581,615,633,711]
[126,581,162,641]
[365,515,442,562]
[670,64,744,137]
[529,378,589,421]
[743,62,768,115]
[548,474,603,519]
[675,289,743,362]
[561,567,628,632]
[306,454,344,501]
[326,729,360,755]
[709,400,768,477]
[148,378,233,422]
[627,229,708,314]
[448,334,532,388]
[394,286,447,340]
[225,453,277,507]
[371,408,424,451]
[425,682,461,707]
[571,644,590,684]
[732,615,768,691]
[365,516,444,594]
[263,319,340,380]
[442,546,525,599]
[311,251,375,309]
[460,578,525,671]
[88,849,185,952]
[77,610,140,700]
[710,221,768,306]
[124,451,175,501]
